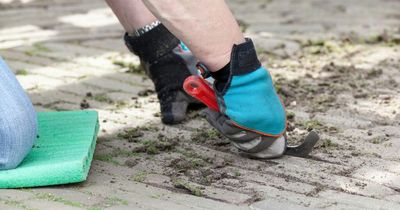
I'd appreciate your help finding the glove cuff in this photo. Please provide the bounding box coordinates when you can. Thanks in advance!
[212,38,287,137]
[230,38,262,76]
[124,24,180,64]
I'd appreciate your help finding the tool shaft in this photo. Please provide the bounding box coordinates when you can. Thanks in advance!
[183,75,220,112]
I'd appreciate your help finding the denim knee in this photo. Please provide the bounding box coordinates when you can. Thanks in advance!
[0,110,37,170]
[0,57,38,170]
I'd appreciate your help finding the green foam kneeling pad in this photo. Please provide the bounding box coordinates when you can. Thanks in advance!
[0,110,99,188]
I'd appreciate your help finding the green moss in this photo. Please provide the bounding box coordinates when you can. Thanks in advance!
[145,144,159,155]
[105,196,128,206]
[170,149,212,173]
[111,148,140,157]
[176,149,212,164]
[24,43,51,56]
[303,119,324,131]
[370,137,388,144]
[206,129,221,139]
[287,111,295,120]
[191,128,224,143]
[94,153,120,165]
[133,135,177,155]
[33,43,51,52]
[132,171,147,182]
[87,207,102,210]
[117,127,144,142]
[77,75,88,80]
[0,199,37,210]
[150,194,162,199]
[189,158,207,168]
[35,192,84,208]
[301,39,344,54]
[16,69,29,75]
[115,101,127,109]
[118,125,159,142]
[92,93,114,104]
[24,50,35,56]
[321,139,337,148]
[172,179,203,197]
[234,170,241,177]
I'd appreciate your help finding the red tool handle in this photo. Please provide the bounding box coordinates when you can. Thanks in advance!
[183,75,220,112]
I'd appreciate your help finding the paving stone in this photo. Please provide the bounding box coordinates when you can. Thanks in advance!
[0,203,25,210]
[250,199,318,210]
[32,188,103,207]
[0,189,34,201]
[24,199,84,210]
[319,190,400,210]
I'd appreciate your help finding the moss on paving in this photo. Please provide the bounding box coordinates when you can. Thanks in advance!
[94,153,120,166]
[191,128,224,143]
[34,192,85,208]
[87,207,103,210]
[131,136,178,155]
[16,69,29,76]
[92,93,114,104]
[0,199,37,210]
[111,148,141,158]
[172,179,203,197]
[370,136,389,144]
[321,139,338,148]
[303,119,324,131]
[24,43,51,56]
[105,196,128,206]
[118,125,160,142]
[131,171,148,182]
[117,127,144,142]
[286,111,296,120]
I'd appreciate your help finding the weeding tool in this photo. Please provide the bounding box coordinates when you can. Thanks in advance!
[183,75,319,158]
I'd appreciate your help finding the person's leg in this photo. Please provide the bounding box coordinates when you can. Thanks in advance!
[142,0,287,158]
[105,0,157,33]
[106,0,201,124]
[142,0,245,71]
[0,57,37,170]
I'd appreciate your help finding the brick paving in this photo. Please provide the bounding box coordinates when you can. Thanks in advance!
[1,0,400,209]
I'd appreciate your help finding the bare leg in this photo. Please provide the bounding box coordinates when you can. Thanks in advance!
[106,0,203,125]
[106,0,287,157]
[142,0,245,71]
[105,0,158,33]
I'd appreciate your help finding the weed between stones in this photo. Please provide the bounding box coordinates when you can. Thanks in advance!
[171,178,203,197]
[118,125,159,143]
[132,137,178,155]
[132,171,148,182]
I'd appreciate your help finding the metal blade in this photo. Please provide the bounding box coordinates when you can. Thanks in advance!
[285,131,320,157]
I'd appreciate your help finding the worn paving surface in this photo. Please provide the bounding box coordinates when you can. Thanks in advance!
[1,0,400,209]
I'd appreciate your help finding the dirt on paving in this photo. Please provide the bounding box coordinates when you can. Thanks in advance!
[1,0,400,209]
[111,33,400,205]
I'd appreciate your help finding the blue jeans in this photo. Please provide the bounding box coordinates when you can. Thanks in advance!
[0,57,37,170]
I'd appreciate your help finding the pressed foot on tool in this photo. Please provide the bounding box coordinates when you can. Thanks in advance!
[202,38,287,158]
[124,24,201,124]
[201,109,287,159]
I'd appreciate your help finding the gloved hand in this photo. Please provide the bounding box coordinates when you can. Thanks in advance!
[124,24,201,124]
[202,38,287,158]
